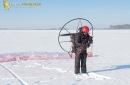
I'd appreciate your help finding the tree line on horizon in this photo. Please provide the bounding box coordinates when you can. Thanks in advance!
[0,24,130,30]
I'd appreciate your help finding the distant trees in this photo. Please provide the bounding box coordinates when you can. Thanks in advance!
[1,24,130,30]
[0,28,8,30]
[110,24,130,29]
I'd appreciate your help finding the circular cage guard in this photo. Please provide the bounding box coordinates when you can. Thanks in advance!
[58,18,93,52]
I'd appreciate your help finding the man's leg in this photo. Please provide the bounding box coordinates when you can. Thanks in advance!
[75,54,80,74]
[81,53,87,73]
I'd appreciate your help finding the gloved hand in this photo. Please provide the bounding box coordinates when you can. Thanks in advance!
[87,43,90,48]
[81,43,90,48]
[89,36,93,44]
[76,43,90,54]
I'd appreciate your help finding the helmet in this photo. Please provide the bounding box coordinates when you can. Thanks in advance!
[82,26,89,33]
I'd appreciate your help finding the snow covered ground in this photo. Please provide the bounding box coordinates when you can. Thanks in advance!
[0,30,130,85]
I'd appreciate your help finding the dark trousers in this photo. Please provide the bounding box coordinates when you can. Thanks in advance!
[75,52,87,74]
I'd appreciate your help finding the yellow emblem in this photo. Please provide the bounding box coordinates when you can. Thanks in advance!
[3,0,10,10]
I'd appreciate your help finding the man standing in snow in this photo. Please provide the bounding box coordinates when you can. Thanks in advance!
[75,26,93,74]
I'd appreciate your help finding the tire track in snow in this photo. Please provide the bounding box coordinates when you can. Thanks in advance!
[88,72,112,80]
[71,72,113,85]
[0,64,28,85]
[74,72,112,80]
[34,63,73,73]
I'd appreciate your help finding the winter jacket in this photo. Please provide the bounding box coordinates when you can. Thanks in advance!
[75,32,93,54]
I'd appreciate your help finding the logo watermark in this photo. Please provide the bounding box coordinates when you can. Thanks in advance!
[3,0,41,10]
[3,0,10,10]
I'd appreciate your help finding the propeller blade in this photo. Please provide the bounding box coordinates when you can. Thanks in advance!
[60,33,76,36]
[60,41,71,43]
[60,33,72,36]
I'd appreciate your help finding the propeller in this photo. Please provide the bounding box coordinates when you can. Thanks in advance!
[59,41,71,43]
[60,33,76,36]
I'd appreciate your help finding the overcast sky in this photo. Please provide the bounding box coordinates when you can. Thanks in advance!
[0,0,130,29]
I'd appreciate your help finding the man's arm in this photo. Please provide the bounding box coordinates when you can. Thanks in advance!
[88,36,93,44]
[87,35,93,48]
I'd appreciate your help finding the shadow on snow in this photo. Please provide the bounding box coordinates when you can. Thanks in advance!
[92,64,130,73]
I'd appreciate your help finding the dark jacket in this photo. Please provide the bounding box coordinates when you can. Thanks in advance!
[75,32,93,54]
